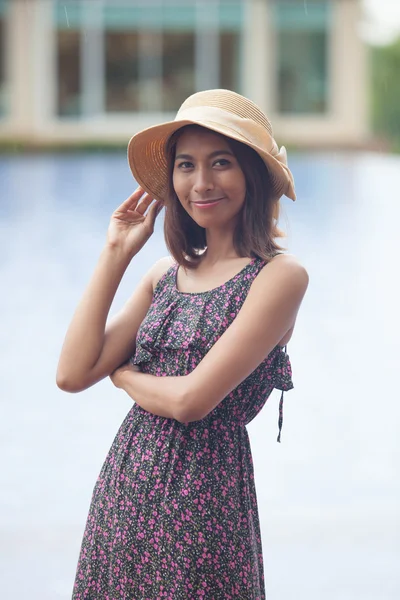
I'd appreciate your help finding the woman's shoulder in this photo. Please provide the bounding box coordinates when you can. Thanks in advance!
[269,252,307,269]
[149,255,176,292]
[259,252,309,290]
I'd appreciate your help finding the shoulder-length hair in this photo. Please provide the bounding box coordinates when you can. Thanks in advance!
[163,124,286,269]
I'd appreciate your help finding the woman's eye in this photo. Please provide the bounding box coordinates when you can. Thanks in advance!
[214,159,230,167]
[177,161,193,169]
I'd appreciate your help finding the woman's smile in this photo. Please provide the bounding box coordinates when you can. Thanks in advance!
[191,197,225,208]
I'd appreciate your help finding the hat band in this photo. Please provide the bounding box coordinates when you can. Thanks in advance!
[175,105,279,157]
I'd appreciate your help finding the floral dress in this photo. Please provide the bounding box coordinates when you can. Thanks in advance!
[72,256,294,600]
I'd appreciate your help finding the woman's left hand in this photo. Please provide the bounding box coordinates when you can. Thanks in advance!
[110,362,140,388]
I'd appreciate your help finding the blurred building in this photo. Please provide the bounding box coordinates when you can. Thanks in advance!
[0,0,368,148]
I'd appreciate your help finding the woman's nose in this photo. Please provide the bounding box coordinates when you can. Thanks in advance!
[193,167,214,194]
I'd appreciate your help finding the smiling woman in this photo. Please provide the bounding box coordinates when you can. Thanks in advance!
[164,123,285,268]
[58,88,308,600]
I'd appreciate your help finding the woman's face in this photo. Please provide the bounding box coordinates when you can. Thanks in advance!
[172,127,247,230]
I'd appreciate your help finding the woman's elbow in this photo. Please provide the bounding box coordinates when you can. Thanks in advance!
[175,390,208,423]
[56,369,88,393]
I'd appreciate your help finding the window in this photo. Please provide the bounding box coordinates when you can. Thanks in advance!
[57,31,81,116]
[54,0,244,117]
[104,29,196,113]
[55,1,82,116]
[274,0,331,114]
[103,2,196,113]
[220,32,241,92]
[162,33,195,111]
[219,1,242,92]
[105,32,139,112]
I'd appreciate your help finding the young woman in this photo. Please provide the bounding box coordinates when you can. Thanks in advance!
[57,89,309,599]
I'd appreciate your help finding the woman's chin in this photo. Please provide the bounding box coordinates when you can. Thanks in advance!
[190,210,239,230]
[192,216,224,229]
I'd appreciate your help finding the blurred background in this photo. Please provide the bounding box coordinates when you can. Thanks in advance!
[0,1,399,599]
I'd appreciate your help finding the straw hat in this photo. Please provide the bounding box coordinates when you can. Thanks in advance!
[127,89,296,204]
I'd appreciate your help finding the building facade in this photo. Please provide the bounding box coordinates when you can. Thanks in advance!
[0,0,368,147]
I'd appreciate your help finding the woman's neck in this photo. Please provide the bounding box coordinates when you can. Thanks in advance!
[202,228,240,265]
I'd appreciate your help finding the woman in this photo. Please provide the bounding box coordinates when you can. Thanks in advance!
[57,89,309,599]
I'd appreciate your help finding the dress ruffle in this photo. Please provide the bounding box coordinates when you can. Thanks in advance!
[131,277,245,370]
[131,296,213,367]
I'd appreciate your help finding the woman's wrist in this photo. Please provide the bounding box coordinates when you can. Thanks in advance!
[103,240,137,265]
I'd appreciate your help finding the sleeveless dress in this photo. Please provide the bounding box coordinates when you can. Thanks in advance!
[72,256,294,600]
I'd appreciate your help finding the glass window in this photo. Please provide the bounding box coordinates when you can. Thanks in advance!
[274,0,331,114]
[56,30,81,116]
[55,1,82,116]
[162,33,195,111]
[105,32,139,112]
[220,32,241,92]
[103,2,196,113]
[218,2,243,93]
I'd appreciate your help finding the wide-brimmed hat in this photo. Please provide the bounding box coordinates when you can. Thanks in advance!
[127,89,296,204]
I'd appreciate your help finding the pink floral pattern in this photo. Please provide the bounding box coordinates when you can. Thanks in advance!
[72,257,293,599]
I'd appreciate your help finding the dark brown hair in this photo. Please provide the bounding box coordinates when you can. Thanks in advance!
[164,124,285,268]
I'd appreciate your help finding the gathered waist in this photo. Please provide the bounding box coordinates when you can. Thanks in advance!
[131,402,246,433]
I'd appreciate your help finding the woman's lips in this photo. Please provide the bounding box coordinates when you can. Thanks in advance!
[191,197,224,208]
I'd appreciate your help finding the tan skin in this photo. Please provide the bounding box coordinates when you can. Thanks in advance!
[57,128,308,423]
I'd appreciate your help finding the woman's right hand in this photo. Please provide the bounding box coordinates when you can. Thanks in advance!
[107,187,163,256]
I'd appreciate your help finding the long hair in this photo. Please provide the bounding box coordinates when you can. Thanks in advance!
[163,124,286,268]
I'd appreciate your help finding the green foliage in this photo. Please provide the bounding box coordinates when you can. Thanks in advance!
[371,38,400,151]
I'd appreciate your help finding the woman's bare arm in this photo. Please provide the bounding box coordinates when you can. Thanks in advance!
[56,254,173,392]
[56,188,166,392]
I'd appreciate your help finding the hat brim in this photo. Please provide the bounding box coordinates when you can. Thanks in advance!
[127,118,296,204]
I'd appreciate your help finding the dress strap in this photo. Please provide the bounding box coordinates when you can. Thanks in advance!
[277,344,287,443]
[277,389,284,443]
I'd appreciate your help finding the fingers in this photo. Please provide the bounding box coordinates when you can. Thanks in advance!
[115,186,146,213]
[135,193,155,216]
[145,200,164,229]
[114,187,163,227]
